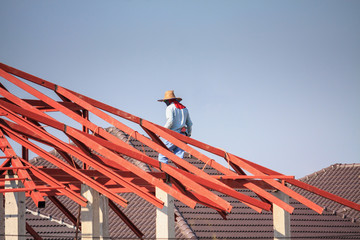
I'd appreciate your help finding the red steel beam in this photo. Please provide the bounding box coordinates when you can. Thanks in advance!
[18,158,87,206]
[74,131,262,211]
[0,166,30,170]
[0,90,222,212]
[140,121,293,212]
[0,98,84,111]
[0,186,64,193]
[55,86,237,212]
[238,157,360,212]
[0,177,27,182]
[1,108,234,213]
[219,179,275,190]
[0,116,81,170]
[0,65,294,213]
[151,126,344,212]
[168,166,272,211]
[68,129,271,211]
[228,161,273,213]
[0,104,195,209]
[0,130,46,208]
[66,127,218,210]
[0,64,262,212]
[0,63,140,123]
[0,76,50,121]
[3,63,358,214]
[11,157,46,208]
[0,70,198,209]
[0,70,268,213]
[227,153,323,214]
[0,157,11,178]
[214,175,295,180]
[0,106,163,209]
[0,117,79,170]
[170,178,228,215]
[0,123,127,208]
[136,125,360,213]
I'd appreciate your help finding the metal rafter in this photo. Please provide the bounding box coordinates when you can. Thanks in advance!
[1,62,360,239]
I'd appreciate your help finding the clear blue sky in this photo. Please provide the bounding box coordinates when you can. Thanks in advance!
[1,0,359,178]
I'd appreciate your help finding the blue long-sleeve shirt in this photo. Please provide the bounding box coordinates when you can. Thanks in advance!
[164,103,193,136]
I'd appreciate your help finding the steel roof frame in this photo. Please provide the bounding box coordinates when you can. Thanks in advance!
[1,63,359,239]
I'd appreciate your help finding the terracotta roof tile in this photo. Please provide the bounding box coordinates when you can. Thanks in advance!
[24,128,360,239]
[293,163,360,222]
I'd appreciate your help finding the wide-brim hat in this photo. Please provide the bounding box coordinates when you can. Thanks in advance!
[157,90,182,102]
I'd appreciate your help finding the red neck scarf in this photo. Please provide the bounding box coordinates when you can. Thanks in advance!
[168,99,186,109]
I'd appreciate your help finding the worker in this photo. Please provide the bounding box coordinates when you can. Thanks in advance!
[157,90,193,164]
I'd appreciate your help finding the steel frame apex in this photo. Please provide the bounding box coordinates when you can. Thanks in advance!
[0,62,359,221]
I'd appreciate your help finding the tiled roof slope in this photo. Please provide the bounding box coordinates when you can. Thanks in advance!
[127,128,360,239]
[25,210,77,239]
[25,127,195,239]
[25,128,360,239]
[169,158,360,239]
[293,163,360,223]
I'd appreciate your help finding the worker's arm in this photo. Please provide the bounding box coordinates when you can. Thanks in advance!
[186,110,193,137]
[164,105,174,129]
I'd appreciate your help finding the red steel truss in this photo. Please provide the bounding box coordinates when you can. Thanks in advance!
[0,63,359,238]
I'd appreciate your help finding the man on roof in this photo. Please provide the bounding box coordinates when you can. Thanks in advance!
[157,90,193,164]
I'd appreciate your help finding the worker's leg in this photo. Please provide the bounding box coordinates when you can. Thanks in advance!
[172,132,186,159]
[172,146,185,159]
[158,153,169,164]
[158,140,175,164]
[158,141,185,163]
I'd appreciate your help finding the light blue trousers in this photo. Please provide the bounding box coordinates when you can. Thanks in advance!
[158,134,185,164]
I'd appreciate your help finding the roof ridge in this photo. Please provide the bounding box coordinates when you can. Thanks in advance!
[174,204,198,239]
[105,127,152,172]
[299,163,360,181]
[323,206,360,225]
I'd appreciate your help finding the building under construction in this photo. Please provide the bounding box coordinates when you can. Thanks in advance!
[0,63,359,239]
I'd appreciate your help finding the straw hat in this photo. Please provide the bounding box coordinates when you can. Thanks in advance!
[157,90,182,102]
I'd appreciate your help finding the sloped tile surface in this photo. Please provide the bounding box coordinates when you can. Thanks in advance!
[24,128,360,239]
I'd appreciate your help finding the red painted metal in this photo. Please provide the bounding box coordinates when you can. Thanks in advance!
[0,98,84,111]
[55,85,232,209]
[0,88,226,210]
[0,63,273,212]
[0,177,27,182]
[169,166,272,211]
[18,158,87,206]
[0,72,194,209]
[150,125,360,214]
[0,107,159,209]
[0,75,229,211]
[65,126,199,209]
[214,175,295,180]
[140,121,284,212]
[0,166,30,170]
[0,187,61,193]
[0,123,126,207]
[238,157,360,212]
[0,129,46,208]
[227,153,323,214]
[1,62,360,239]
